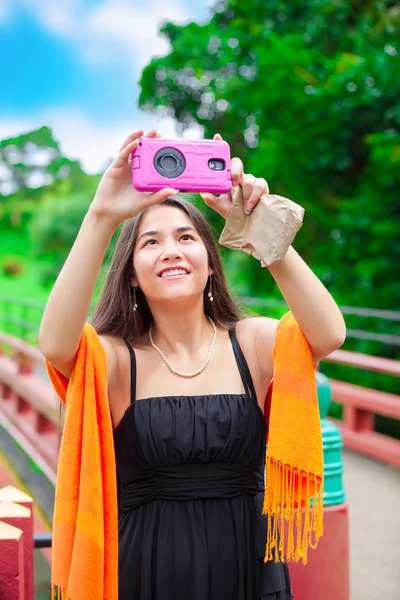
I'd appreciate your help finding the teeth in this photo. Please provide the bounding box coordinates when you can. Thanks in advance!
[161,269,187,278]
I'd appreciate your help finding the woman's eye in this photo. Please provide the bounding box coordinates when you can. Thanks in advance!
[143,235,193,247]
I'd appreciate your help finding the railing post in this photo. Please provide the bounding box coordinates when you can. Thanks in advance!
[0,487,34,600]
[0,520,25,600]
[344,404,374,433]
[289,372,350,600]
[21,304,29,341]
[16,352,34,376]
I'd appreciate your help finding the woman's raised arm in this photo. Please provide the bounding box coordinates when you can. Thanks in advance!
[38,211,117,375]
[38,129,177,377]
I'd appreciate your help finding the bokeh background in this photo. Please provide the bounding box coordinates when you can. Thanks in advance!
[0,1,399,597]
[1,0,399,404]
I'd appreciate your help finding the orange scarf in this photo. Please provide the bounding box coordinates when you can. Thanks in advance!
[46,311,323,599]
[263,312,324,565]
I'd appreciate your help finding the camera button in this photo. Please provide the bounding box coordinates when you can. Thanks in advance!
[227,169,232,180]
[132,155,140,169]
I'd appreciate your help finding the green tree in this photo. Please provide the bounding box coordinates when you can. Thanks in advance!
[0,127,86,225]
[138,0,400,310]
[29,193,93,285]
[28,189,119,299]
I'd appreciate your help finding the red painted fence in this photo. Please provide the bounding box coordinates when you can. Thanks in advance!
[0,487,34,600]
[0,330,398,598]
[0,332,60,483]
[1,332,399,474]
[324,349,400,467]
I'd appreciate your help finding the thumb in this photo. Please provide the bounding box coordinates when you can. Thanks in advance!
[200,192,218,207]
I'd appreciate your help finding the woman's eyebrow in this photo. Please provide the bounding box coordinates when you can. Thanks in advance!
[138,226,196,242]
[176,226,196,234]
[138,230,159,242]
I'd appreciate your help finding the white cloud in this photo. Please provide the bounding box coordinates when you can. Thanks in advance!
[0,0,10,21]
[0,180,18,195]
[24,143,58,167]
[25,169,53,188]
[20,0,80,35]
[20,0,195,70]
[1,2,206,172]
[86,1,186,70]
[0,162,13,180]
[0,108,203,174]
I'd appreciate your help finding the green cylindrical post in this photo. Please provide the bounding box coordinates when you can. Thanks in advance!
[315,371,345,506]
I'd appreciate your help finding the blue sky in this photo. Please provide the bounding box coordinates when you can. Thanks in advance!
[0,0,215,172]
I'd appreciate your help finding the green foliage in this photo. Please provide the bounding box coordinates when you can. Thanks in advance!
[0,127,96,225]
[29,193,92,283]
[0,125,102,289]
[138,0,400,313]
[0,126,85,191]
[2,255,24,277]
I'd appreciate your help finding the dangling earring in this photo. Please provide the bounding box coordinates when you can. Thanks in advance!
[207,275,214,302]
[133,286,138,311]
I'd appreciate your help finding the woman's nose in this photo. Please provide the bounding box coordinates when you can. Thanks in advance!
[160,240,183,260]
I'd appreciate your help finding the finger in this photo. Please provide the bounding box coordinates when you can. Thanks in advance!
[118,129,158,154]
[113,138,141,168]
[119,130,144,153]
[231,157,244,186]
[143,129,158,138]
[200,192,231,219]
[213,133,223,141]
[246,178,269,213]
[241,174,257,205]
[200,192,218,207]
[141,187,179,210]
[129,129,159,161]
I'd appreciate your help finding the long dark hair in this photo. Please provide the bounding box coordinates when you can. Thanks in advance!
[91,196,245,341]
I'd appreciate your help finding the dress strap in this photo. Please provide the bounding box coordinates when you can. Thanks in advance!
[124,340,137,404]
[229,328,257,401]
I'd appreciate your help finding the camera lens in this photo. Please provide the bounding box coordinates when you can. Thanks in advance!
[160,154,178,172]
[154,148,186,178]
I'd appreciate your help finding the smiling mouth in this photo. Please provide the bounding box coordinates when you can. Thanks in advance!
[159,269,189,278]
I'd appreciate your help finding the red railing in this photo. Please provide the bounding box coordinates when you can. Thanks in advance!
[0,331,399,473]
[324,349,400,467]
[0,333,60,483]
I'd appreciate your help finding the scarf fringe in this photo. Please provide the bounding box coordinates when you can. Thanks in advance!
[52,584,68,600]
[263,457,324,565]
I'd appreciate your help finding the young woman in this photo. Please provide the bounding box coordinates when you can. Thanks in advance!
[39,129,346,600]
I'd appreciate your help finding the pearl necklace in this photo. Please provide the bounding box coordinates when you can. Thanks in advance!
[148,317,217,378]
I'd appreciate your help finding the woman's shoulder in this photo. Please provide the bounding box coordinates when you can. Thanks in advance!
[236,315,279,340]
[99,332,151,382]
[97,334,120,387]
[236,316,279,381]
[99,332,148,352]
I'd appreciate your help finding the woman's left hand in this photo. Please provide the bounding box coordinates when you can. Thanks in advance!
[200,133,269,219]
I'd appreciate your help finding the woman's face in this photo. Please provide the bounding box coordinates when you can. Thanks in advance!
[132,205,213,307]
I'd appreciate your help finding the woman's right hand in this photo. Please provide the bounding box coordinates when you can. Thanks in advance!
[88,129,178,228]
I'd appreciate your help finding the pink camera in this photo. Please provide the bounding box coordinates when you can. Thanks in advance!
[131,138,232,194]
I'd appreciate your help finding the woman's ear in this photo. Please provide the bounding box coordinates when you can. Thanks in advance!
[130,277,138,288]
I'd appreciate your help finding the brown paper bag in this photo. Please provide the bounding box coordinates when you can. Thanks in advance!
[218,187,304,266]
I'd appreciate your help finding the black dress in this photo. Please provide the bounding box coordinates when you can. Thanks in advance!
[114,328,293,600]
